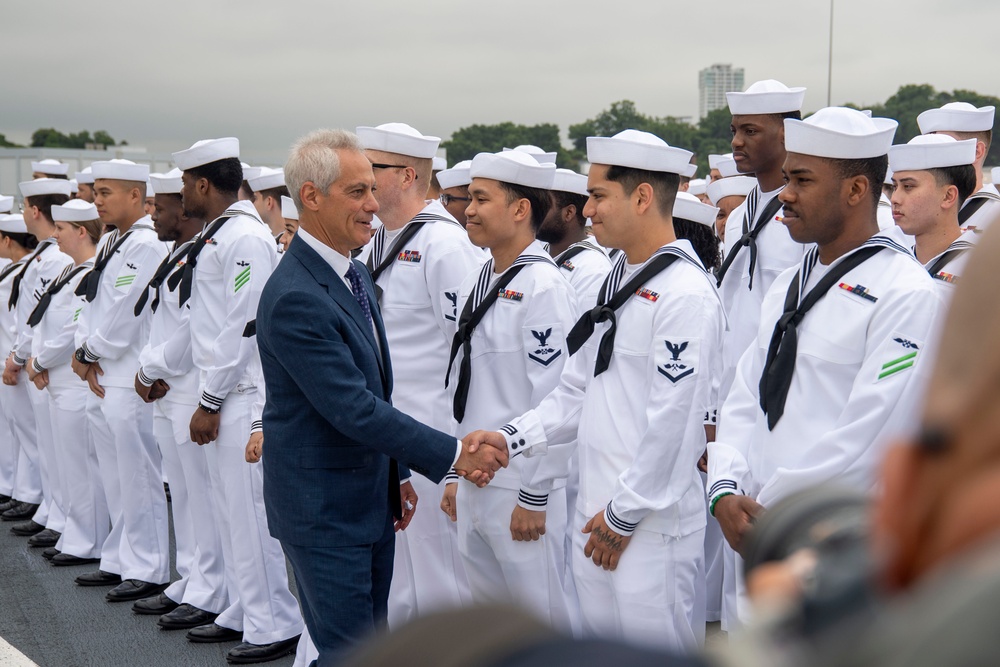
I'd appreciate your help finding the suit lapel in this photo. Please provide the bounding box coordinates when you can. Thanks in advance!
[288,236,385,373]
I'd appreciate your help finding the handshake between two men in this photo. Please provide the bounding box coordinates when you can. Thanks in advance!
[452,430,511,487]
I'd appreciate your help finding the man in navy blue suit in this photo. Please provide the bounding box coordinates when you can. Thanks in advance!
[256,129,510,666]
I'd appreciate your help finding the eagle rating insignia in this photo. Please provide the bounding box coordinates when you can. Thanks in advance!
[442,291,458,322]
[527,328,563,367]
[657,339,696,383]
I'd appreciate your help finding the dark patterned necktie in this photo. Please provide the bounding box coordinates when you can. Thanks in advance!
[345,263,373,328]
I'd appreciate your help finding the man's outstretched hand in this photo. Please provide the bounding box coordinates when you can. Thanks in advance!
[455,430,509,487]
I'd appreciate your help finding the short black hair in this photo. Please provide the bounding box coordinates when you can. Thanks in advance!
[186,158,242,196]
[605,165,679,217]
[551,190,588,227]
[259,185,290,202]
[498,181,551,232]
[833,154,889,209]
[157,192,184,205]
[673,218,721,272]
[929,164,978,207]
[25,193,70,222]
[772,110,803,122]
[0,230,39,250]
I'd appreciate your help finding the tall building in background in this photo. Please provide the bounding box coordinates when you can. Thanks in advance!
[699,64,745,119]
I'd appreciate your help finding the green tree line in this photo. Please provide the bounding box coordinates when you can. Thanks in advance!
[0,129,121,149]
[442,84,1000,175]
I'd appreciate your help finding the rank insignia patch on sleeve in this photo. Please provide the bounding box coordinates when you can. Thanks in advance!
[234,260,251,293]
[656,338,697,383]
[526,327,563,367]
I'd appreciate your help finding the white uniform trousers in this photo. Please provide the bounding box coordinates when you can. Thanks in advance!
[720,543,750,631]
[155,396,228,613]
[700,473,724,624]
[94,387,170,583]
[87,392,120,574]
[26,384,63,530]
[388,473,472,629]
[0,397,15,497]
[47,366,108,559]
[0,385,21,497]
[207,391,303,645]
[3,381,42,504]
[571,509,706,653]
[456,484,576,633]
[291,629,318,667]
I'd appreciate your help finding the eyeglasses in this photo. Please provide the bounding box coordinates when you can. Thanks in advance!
[370,163,418,179]
[439,194,472,206]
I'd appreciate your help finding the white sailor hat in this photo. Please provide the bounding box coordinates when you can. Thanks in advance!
[52,199,99,222]
[280,195,299,221]
[470,150,556,189]
[992,166,1000,186]
[503,145,558,165]
[91,159,151,183]
[587,130,693,175]
[19,178,73,198]
[687,178,707,196]
[145,180,155,198]
[727,79,806,115]
[0,214,28,235]
[889,134,977,173]
[551,168,589,197]
[673,191,718,228]
[785,107,897,159]
[917,102,995,134]
[173,138,240,171]
[437,160,473,190]
[150,168,184,195]
[681,163,698,178]
[432,156,448,172]
[31,159,69,176]
[707,175,757,206]
[0,196,12,213]
[248,167,285,192]
[69,179,79,194]
[371,215,383,232]
[884,167,894,186]
[709,153,740,178]
[240,162,262,182]
[356,123,440,159]
[75,167,95,184]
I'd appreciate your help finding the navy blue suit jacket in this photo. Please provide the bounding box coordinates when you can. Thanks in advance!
[257,234,456,548]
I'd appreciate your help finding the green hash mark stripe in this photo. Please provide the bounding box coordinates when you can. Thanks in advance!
[881,351,917,370]
[234,266,251,292]
[879,360,914,380]
[115,275,136,286]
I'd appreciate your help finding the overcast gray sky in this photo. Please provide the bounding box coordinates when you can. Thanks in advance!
[3,0,998,163]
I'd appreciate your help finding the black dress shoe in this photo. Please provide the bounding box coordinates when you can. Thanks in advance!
[2,502,39,522]
[41,547,60,561]
[51,553,99,567]
[226,635,300,664]
[0,494,11,504]
[186,623,243,644]
[0,498,19,513]
[11,520,44,536]
[75,570,123,587]
[27,528,60,547]
[158,604,219,630]
[132,592,179,615]
[106,579,168,603]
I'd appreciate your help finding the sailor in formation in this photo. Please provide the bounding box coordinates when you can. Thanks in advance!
[0,89,997,664]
